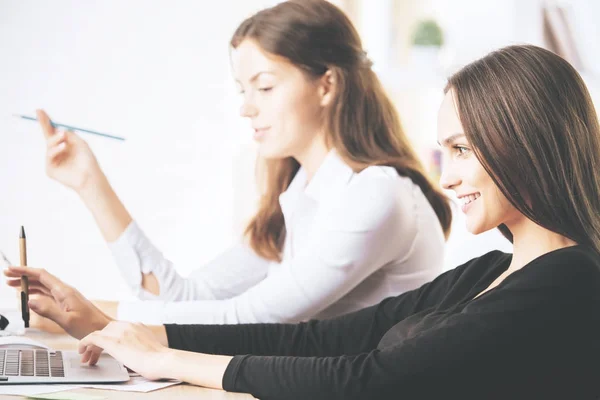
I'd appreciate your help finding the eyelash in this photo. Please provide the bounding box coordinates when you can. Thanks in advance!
[453,145,470,157]
[237,87,274,95]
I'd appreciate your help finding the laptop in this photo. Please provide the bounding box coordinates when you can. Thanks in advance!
[0,347,129,384]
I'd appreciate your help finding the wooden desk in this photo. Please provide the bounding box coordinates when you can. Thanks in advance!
[21,330,255,399]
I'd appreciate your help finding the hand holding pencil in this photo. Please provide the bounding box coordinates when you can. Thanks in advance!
[36,109,105,194]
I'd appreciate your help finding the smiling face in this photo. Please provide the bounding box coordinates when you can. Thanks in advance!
[437,89,523,235]
[231,39,328,160]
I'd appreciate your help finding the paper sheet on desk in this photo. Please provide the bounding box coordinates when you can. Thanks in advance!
[83,375,181,392]
[0,385,79,396]
[27,392,106,399]
[0,375,180,396]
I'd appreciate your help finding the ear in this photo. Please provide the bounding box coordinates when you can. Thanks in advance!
[318,69,336,107]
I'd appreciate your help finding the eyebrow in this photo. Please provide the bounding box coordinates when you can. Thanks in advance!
[437,133,466,146]
[235,71,276,84]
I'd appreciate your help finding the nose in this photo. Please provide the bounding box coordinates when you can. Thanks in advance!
[239,96,258,119]
[439,161,461,190]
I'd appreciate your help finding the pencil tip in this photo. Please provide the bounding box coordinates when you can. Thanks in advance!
[20,226,26,239]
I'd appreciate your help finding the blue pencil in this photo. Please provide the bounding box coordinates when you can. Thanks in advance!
[13,114,126,141]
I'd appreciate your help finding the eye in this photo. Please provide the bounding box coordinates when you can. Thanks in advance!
[453,145,471,157]
[258,87,273,93]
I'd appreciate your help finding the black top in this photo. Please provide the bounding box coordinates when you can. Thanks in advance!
[165,246,600,400]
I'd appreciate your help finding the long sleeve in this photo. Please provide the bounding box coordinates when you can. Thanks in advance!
[164,253,487,356]
[120,175,440,325]
[108,221,271,321]
[219,254,600,400]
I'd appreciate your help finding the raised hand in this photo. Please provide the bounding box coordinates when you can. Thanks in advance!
[37,109,104,193]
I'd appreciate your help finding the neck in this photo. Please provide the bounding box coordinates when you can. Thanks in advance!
[294,134,330,182]
[506,217,578,271]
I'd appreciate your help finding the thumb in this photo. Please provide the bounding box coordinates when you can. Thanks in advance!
[29,297,68,328]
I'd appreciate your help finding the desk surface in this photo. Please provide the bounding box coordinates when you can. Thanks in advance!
[21,330,255,399]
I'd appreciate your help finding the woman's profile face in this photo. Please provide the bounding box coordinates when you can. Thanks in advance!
[437,90,521,234]
[231,39,326,160]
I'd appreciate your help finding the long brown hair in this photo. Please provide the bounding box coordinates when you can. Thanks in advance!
[232,0,452,261]
[446,44,600,252]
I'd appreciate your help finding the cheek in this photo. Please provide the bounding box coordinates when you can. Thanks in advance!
[266,91,307,127]
[287,80,322,119]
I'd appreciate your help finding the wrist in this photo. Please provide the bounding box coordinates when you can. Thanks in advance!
[160,349,184,381]
[158,349,231,389]
[92,309,113,333]
[78,171,110,205]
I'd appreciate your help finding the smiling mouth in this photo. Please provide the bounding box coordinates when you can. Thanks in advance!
[459,193,480,212]
[253,127,270,140]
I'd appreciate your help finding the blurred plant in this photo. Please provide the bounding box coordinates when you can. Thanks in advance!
[412,19,444,47]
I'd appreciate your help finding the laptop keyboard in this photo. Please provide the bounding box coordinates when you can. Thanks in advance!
[0,349,65,377]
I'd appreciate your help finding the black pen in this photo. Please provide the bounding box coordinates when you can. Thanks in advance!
[19,226,30,328]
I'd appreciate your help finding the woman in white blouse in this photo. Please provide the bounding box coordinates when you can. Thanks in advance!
[26,0,452,325]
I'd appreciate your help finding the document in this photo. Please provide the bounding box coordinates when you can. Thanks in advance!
[0,375,180,396]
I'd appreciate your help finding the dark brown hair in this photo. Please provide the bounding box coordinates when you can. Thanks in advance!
[446,44,600,251]
[231,0,452,261]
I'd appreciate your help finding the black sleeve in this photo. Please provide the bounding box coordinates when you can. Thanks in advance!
[221,254,600,400]
[164,254,489,357]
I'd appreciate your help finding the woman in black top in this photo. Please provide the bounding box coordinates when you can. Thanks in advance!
[6,20,600,400]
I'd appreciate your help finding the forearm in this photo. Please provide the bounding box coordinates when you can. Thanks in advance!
[92,300,119,319]
[78,172,132,242]
[164,305,381,357]
[163,349,232,390]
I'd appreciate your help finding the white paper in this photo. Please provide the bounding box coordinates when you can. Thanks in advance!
[0,375,180,396]
[0,385,78,396]
[83,375,181,392]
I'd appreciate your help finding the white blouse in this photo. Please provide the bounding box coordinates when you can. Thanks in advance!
[109,151,446,324]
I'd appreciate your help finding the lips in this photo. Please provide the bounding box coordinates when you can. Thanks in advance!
[253,127,270,141]
[459,192,480,213]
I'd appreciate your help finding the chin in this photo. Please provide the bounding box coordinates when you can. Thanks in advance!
[465,220,495,236]
[258,147,282,159]
[258,144,292,160]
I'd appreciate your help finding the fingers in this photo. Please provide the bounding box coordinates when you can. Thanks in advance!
[79,332,115,359]
[5,274,44,287]
[46,130,68,161]
[4,266,66,296]
[5,266,43,280]
[28,296,68,328]
[5,279,51,296]
[29,306,67,334]
[30,267,69,296]
[80,349,92,364]
[46,130,80,165]
[89,351,101,366]
[46,129,66,149]
[36,109,56,139]
[47,144,68,165]
[79,344,103,366]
